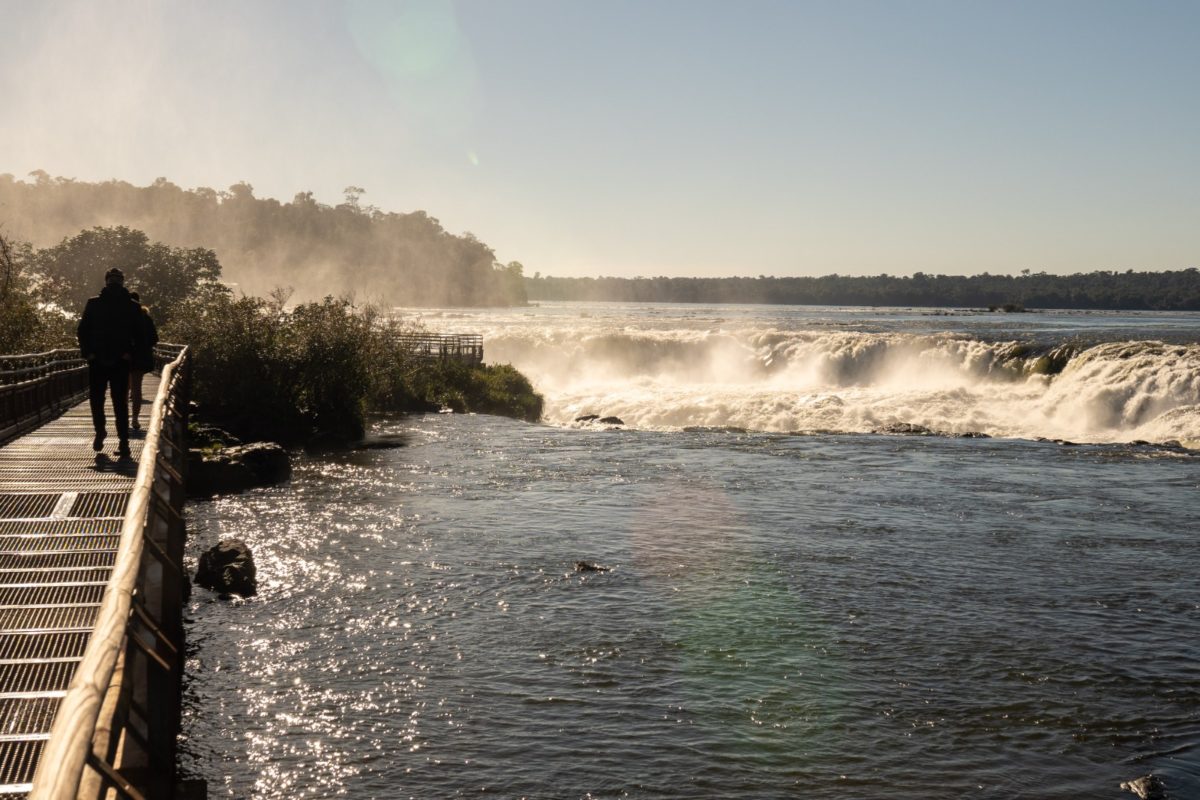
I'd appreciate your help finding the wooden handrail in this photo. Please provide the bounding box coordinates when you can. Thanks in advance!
[28,347,189,800]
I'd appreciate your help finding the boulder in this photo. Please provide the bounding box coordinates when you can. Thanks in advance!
[1120,775,1167,800]
[195,539,258,597]
[189,423,241,449]
[574,561,611,573]
[188,442,291,496]
[597,416,625,426]
[574,414,600,423]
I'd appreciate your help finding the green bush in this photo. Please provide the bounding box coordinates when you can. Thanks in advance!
[168,289,543,444]
[419,362,544,422]
[166,291,380,443]
[287,297,375,441]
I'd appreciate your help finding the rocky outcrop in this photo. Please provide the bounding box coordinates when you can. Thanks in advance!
[189,423,241,449]
[877,422,934,435]
[188,442,291,496]
[195,539,258,597]
[1121,775,1167,800]
[575,414,624,426]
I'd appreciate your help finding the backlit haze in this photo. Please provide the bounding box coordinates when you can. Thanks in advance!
[2,0,1198,278]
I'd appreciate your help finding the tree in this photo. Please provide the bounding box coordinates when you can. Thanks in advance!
[34,226,152,308]
[32,226,225,324]
[0,231,68,352]
[342,186,366,210]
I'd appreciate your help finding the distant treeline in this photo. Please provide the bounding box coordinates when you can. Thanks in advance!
[526,270,1200,310]
[0,172,526,306]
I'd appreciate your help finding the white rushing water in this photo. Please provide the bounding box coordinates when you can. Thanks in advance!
[407,303,1200,446]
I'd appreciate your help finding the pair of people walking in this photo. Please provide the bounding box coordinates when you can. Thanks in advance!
[76,268,158,460]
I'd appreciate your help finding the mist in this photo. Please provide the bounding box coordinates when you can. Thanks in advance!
[416,306,1200,445]
[0,173,526,307]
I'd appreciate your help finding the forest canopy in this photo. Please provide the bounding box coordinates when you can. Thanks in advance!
[526,269,1200,311]
[6,172,1196,312]
[0,172,526,307]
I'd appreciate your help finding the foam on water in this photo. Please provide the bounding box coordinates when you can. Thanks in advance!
[413,304,1200,445]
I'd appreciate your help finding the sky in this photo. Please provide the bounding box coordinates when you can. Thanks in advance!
[1,0,1198,278]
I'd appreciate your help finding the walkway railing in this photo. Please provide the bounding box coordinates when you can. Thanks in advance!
[28,344,190,800]
[0,350,87,446]
[394,333,484,365]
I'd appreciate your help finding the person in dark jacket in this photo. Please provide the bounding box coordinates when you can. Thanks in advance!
[126,291,158,430]
[77,268,142,459]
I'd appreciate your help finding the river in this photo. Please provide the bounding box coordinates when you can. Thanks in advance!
[179,304,1200,798]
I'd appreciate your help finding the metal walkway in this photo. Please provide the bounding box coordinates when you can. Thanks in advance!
[0,380,158,795]
[0,344,191,799]
[392,332,484,365]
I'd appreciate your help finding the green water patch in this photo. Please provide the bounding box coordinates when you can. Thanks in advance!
[666,561,849,778]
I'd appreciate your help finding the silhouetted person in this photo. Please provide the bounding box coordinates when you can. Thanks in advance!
[127,290,158,429]
[78,268,142,459]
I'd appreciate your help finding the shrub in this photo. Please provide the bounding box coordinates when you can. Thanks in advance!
[167,291,383,443]
[167,289,542,444]
[286,296,375,441]
[400,361,544,422]
[166,290,306,442]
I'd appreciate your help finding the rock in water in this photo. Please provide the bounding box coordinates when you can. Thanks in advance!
[236,442,291,481]
[597,416,624,426]
[878,422,933,435]
[1121,775,1167,800]
[189,423,241,448]
[195,539,258,597]
[574,414,600,423]
[574,561,611,573]
[188,442,291,496]
[351,433,409,450]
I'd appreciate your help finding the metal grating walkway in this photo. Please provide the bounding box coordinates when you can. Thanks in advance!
[0,379,158,796]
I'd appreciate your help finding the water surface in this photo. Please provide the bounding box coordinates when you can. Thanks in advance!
[181,415,1200,798]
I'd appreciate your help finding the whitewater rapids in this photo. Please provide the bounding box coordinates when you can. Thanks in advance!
[408,304,1200,446]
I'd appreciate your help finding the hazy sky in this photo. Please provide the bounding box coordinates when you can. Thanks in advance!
[2,0,1197,278]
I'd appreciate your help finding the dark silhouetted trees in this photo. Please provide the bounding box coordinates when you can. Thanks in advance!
[525,269,1200,310]
[30,226,222,325]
